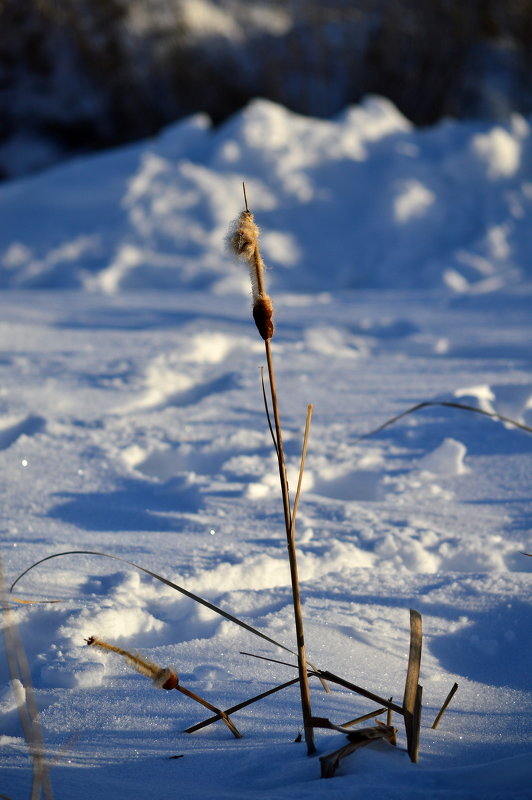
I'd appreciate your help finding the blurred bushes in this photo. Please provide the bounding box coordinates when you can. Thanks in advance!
[1,0,531,178]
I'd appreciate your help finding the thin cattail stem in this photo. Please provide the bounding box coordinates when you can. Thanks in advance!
[177,685,241,738]
[228,188,315,752]
[264,339,316,755]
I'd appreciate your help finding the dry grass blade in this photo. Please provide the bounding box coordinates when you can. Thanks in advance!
[341,708,388,728]
[319,724,397,778]
[240,650,297,669]
[310,714,388,733]
[288,404,329,696]
[177,685,242,738]
[184,677,301,734]
[432,682,458,730]
[6,596,61,606]
[239,650,326,695]
[311,670,404,715]
[290,404,313,540]
[353,400,532,444]
[260,365,278,456]
[9,550,297,657]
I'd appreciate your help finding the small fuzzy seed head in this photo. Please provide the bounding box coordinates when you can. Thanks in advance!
[228,209,275,340]
[229,211,260,262]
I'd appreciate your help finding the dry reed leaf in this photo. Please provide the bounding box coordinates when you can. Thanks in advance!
[10,549,296,656]
[354,400,532,444]
[184,677,300,734]
[319,723,398,778]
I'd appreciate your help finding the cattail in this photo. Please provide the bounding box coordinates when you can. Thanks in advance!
[229,185,316,754]
[228,208,274,341]
[85,636,178,690]
[86,636,242,737]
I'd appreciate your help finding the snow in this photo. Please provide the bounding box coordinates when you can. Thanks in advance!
[0,97,531,800]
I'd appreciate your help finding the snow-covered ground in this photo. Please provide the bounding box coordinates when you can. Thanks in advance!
[1,98,531,799]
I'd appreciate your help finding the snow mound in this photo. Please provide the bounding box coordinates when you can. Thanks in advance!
[1,98,531,294]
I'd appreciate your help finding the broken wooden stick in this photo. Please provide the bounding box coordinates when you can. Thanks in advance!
[402,609,423,762]
[341,707,388,728]
[319,723,397,778]
[184,677,301,734]
[177,685,242,738]
[309,670,403,715]
[431,682,458,730]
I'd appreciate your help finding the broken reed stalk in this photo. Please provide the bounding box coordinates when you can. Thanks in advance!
[341,707,388,728]
[229,187,316,755]
[0,558,53,800]
[184,677,301,734]
[177,685,241,738]
[11,550,300,659]
[319,724,397,779]
[403,610,423,763]
[432,682,458,730]
[386,697,393,728]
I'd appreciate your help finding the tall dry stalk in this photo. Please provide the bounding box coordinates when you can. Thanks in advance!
[229,186,316,755]
[1,557,54,800]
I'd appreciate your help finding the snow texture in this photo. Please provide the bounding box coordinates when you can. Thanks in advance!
[0,98,531,800]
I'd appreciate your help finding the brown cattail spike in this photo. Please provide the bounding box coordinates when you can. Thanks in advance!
[155,668,179,691]
[253,295,274,341]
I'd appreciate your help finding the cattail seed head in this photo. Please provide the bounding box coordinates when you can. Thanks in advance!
[228,207,275,340]
[253,295,274,341]
[229,210,260,263]
[85,635,178,690]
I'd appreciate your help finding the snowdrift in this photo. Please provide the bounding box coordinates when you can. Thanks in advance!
[1,96,531,295]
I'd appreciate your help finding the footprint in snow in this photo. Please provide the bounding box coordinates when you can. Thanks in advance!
[120,358,240,412]
[0,414,46,450]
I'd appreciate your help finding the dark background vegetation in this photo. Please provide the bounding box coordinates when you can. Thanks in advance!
[1,0,531,178]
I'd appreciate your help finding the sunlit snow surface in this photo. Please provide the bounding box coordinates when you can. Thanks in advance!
[0,99,531,800]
